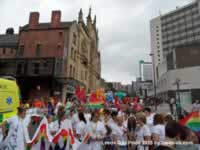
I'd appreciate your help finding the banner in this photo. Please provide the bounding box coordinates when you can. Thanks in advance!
[106,91,114,102]
[0,117,75,150]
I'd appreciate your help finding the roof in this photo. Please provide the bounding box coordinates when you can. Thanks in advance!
[20,21,75,31]
[161,1,197,19]
[0,34,18,47]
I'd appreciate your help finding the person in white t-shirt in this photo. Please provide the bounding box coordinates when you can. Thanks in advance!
[152,113,165,143]
[88,111,106,150]
[192,100,200,112]
[0,106,26,150]
[76,112,88,142]
[135,113,151,150]
[50,106,66,135]
[144,107,154,133]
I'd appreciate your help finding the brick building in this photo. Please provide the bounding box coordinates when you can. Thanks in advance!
[0,9,101,102]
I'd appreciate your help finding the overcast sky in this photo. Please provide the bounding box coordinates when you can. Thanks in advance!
[0,0,194,84]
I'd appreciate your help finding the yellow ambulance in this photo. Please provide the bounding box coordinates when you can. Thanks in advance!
[0,77,20,123]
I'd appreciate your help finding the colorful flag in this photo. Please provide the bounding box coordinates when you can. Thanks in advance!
[179,111,200,136]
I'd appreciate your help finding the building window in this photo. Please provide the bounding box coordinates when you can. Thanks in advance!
[70,65,72,77]
[71,48,74,60]
[85,71,87,80]
[156,34,159,36]
[17,63,23,74]
[81,70,84,80]
[2,48,6,54]
[73,67,75,78]
[19,45,24,56]
[36,44,41,57]
[74,51,76,61]
[34,63,39,74]
[10,48,14,54]
[59,31,63,37]
[57,44,61,50]
[73,33,77,45]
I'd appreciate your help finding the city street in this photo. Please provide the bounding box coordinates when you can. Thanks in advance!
[0,0,200,149]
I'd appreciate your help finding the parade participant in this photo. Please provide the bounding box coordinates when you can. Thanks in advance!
[152,113,165,143]
[27,114,43,139]
[103,109,113,125]
[0,106,27,150]
[123,110,130,129]
[47,100,54,115]
[50,106,66,135]
[88,111,106,150]
[169,97,175,115]
[127,116,137,150]
[192,100,200,112]
[135,113,151,150]
[164,121,199,150]
[54,99,63,115]
[116,116,128,150]
[164,114,174,125]
[76,112,87,142]
[102,125,113,150]
[84,108,91,123]
[144,107,155,132]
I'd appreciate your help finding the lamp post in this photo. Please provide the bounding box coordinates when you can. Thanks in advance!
[173,78,182,119]
[149,53,157,111]
[149,53,157,97]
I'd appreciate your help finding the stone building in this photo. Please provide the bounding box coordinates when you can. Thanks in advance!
[0,8,101,101]
[0,28,18,59]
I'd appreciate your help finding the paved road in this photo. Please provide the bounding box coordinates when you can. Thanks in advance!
[153,103,171,114]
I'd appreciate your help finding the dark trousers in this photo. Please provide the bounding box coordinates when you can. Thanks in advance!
[170,104,174,115]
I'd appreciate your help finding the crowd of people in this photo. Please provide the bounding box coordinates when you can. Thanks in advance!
[0,96,200,150]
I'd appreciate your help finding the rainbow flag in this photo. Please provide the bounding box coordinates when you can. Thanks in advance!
[179,111,200,135]
[88,90,104,109]
[26,124,48,150]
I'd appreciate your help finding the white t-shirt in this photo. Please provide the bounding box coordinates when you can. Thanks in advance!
[135,124,151,150]
[152,124,165,142]
[5,116,25,150]
[88,121,106,139]
[76,121,87,140]
[84,113,91,123]
[71,113,80,130]
[146,113,154,132]
[192,103,200,112]
[123,119,128,129]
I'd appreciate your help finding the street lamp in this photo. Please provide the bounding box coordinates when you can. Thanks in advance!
[149,53,157,98]
[173,78,182,119]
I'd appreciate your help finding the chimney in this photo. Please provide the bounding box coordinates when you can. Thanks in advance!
[29,12,39,29]
[6,28,14,35]
[51,10,61,27]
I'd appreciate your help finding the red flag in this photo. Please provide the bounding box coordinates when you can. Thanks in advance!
[76,85,86,102]
[76,85,81,99]
[114,97,121,110]
[90,92,97,103]
[80,88,86,102]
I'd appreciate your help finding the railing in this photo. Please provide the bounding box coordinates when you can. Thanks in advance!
[0,57,63,77]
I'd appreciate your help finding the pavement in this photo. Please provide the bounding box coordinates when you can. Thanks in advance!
[148,103,193,120]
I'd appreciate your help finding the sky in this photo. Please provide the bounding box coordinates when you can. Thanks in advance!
[0,0,194,84]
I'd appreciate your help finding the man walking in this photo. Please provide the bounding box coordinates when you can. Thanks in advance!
[169,97,175,115]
